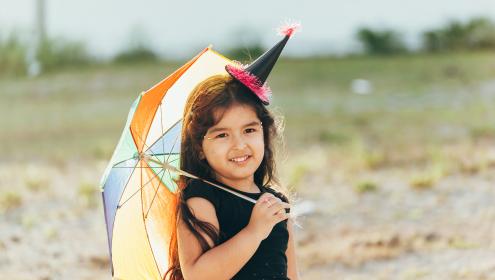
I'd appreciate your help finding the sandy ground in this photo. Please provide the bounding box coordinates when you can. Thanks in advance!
[295,168,495,279]
[1,158,495,279]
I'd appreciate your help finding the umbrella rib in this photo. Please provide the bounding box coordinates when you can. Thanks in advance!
[165,168,175,189]
[113,153,180,169]
[165,123,181,164]
[138,104,181,217]
[159,102,180,169]
[144,166,167,219]
[105,158,139,268]
[110,150,178,168]
[141,184,164,279]
[159,103,166,161]
[145,118,182,154]
[133,126,165,165]
[119,124,181,211]
[112,157,139,169]
[143,150,180,218]
[149,152,180,157]
[118,167,165,209]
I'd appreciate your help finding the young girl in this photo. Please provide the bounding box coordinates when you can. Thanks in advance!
[163,71,300,279]
[163,24,300,280]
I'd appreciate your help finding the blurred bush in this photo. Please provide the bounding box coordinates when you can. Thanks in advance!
[113,26,159,64]
[37,37,93,71]
[225,43,265,63]
[113,45,158,64]
[422,17,495,52]
[0,31,93,77]
[356,27,408,55]
[225,25,265,63]
[0,32,27,76]
[354,180,379,194]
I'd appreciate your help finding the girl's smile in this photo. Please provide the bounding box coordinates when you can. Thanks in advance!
[230,155,251,163]
[201,104,264,191]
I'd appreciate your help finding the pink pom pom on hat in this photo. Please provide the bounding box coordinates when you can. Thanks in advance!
[225,63,272,105]
[225,22,301,105]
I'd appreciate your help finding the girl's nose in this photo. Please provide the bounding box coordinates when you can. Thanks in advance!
[231,133,248,149]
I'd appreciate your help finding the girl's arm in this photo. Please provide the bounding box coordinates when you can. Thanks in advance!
[286,217,301,280]
[178,197,263,280]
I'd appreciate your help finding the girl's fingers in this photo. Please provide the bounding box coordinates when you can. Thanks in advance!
[257,193,276,207]
[257,194,291,215]
[275,209,289,221]
[272,201,291,210]
[265,196,281,207]
[256,199,269,207]
[270,202,291,216]
[261,195,288,209]
[258,193,275,204]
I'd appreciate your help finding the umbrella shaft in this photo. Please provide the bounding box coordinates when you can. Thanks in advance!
[146,157,257,204]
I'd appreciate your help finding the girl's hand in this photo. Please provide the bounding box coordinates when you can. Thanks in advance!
[246,193,291,241]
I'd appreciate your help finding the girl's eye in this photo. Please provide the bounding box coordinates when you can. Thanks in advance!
[215,133,228,138]
[245,128,257,133]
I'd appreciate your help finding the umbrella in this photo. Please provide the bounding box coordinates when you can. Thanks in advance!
[100,23,299,279]
[99,47,244,279]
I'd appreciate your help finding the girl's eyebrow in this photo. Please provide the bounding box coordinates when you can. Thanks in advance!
[207,121,261,134]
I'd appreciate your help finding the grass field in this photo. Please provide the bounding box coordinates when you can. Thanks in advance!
[1,51,495,279]
[2,51,494,161]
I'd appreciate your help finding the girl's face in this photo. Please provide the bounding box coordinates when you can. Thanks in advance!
[201,104,265,187]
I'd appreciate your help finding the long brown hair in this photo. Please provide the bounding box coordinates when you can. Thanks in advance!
[164,74,286,280]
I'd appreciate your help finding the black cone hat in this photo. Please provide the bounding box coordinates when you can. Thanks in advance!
[225,23,300,105]
[245,34,290,85]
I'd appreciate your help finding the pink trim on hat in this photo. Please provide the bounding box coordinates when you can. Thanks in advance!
[277,22,301,38]
[226,64,272,105]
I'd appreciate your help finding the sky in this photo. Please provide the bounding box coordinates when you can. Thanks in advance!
[1,0,494,59]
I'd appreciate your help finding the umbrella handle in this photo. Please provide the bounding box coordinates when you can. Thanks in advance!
[146,157,257,203]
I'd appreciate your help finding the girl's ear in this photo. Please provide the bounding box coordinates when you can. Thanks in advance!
[199,150,205,160]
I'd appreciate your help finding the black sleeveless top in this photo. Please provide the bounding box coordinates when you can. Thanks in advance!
[183,179,290,280]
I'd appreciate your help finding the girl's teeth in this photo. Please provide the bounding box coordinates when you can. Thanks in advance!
[231,156,248,162]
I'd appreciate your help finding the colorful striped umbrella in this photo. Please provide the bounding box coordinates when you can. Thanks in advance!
[99,47,234,279]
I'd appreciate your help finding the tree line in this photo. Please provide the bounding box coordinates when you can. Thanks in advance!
[357,17,495,55]
[1,17,494,77]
